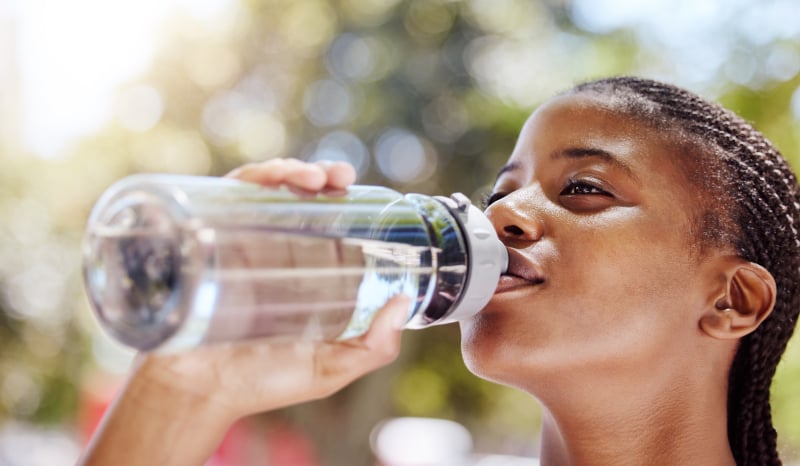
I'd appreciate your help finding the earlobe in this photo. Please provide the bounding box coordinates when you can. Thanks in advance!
[700,262,776,340]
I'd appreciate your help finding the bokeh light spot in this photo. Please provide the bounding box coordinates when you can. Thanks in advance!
[371,418,472,465]
[465,35,560,107]
[303,79,354,127]
[465,0,543,36]
[306,130,370,177]
[185,42,240,89]
[326,33,375,81]
[235,111,287,160]
[281,1,338,51]
[5,263,67,324]
[766,45,800,82]
[422,92,469,143]
[374,128,436,184]
[339,0,402,26]
[404,0,455,39]
[202,90,246,144]
[8,198,52,246]
[724,50,757,85]
[116,85,163,132]
[791,85,800,121]
[1,368,41,418]
[132,128,212,174]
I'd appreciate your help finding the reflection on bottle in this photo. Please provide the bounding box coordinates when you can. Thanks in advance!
[83,174,507,351]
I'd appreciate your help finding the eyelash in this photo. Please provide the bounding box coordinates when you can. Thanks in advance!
[482,191,506,208]
[560,179,611,197]
[483,179,611,208]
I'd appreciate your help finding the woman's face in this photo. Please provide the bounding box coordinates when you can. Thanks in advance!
[460,92,724,391]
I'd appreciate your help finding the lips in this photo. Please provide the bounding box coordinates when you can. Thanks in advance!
[495,248,545,293]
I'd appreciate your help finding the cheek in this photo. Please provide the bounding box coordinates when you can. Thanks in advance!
[567,222,697,318]
[554,220,704,359]
[460,220,703,384]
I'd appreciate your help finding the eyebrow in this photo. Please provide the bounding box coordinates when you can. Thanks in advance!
[494,161,521,181]
[494,147,640,184]
[552,147,640,184]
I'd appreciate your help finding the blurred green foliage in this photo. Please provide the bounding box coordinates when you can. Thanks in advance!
[1,0,799,463]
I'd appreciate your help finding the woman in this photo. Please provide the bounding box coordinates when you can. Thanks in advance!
[79,77,800,465]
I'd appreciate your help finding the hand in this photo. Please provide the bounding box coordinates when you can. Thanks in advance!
[80,159,407,466]
[153,157,405,414]
[225,157,357,195]
[213,158,366,341]
[134,293,408,417]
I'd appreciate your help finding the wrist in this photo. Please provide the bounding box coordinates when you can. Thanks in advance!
[79,355,238,466]
[129,353,235,417]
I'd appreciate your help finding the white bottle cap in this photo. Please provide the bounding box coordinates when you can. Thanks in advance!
[434,193,508,323]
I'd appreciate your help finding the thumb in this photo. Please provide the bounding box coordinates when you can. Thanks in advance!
[310,295,411,398]
[345,294,411,368]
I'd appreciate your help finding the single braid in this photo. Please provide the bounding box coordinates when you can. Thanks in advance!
[573,77,800,466]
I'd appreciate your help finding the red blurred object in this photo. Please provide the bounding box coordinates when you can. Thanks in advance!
[264,421,319,466]
[78,371,318,465]
[77,372,122,444]
[210,418,319,466]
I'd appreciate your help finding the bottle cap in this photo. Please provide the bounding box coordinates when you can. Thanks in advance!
[434,193,508,323]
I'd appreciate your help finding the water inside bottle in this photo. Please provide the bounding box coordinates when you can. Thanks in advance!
[200,229,441,343]
[85,226,443,349]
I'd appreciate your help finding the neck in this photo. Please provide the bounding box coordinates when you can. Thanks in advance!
[532,359,736,466]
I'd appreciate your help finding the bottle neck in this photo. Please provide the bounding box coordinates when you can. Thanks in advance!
[411,193,508,327]
[401,193,470,327]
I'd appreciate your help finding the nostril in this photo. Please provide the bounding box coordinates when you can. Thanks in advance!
[503,225,525,236]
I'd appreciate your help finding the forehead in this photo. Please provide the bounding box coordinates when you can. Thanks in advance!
[499,93,714,216]
[508,93,687,179]
[523,93,654,150]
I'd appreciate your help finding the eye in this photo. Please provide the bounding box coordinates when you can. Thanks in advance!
[482,191,508,208]
[560,179,612,197]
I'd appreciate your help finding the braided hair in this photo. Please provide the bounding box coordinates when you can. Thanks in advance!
[569,76,800,465]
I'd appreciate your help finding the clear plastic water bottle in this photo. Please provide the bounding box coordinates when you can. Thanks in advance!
[82,174,507,352]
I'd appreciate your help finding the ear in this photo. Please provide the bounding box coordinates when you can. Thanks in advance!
[699,260,776,340]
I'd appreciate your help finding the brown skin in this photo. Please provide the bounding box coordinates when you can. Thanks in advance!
[78,160,410,466]
[460,93,775,465]
[80,95,777,466]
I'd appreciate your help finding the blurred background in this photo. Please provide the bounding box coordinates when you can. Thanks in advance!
[1,0,799,464]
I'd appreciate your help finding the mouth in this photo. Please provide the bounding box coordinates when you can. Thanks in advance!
[494,249,545,293]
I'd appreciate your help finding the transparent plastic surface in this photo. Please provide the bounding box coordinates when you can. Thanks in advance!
[83,175,472,351]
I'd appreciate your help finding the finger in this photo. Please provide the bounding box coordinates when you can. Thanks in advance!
[310,295,410,397]
[140,295,411,418]
[281,159,329,191]
[225,160,287,185]
[362,293,411,336]
[225,159,328,192]
[314,161,357,190]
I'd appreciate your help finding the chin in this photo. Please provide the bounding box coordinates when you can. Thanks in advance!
[459,310,562,391]
[458,316,519,385]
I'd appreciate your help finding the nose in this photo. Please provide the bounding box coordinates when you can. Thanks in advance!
[485,193,544,245]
